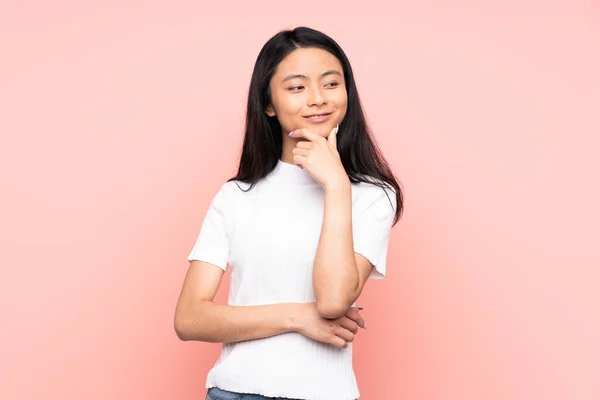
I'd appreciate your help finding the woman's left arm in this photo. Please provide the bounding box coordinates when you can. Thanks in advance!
[312,181,375,319]
[290,126,393,320]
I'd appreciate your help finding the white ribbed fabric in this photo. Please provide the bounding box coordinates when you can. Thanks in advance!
[187,159,396,400]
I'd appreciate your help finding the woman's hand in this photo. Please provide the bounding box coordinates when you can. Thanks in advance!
[289,125,349,190]
[291,302,366,348]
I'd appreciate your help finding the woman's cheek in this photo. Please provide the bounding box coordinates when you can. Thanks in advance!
[287,94,305,111]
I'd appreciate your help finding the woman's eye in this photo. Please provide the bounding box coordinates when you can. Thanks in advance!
[325,82,339,87]
[288,86,304,91]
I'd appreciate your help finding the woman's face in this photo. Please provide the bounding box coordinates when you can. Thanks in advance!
[266,47,348,138]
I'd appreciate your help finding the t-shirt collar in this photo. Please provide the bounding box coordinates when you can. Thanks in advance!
[266,159,320,187]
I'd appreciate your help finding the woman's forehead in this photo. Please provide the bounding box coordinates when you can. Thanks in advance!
[275,48,342,77]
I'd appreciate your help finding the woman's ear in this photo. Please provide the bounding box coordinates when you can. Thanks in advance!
[265,104,276,117]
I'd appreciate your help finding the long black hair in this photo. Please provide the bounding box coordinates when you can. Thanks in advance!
[228,26,403,225]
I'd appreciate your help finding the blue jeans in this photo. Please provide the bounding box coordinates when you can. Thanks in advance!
[206,387,302,400]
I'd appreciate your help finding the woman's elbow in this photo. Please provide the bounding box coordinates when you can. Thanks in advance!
[174,308,205,341]
[316,299,350,319]
[174,315,192,341]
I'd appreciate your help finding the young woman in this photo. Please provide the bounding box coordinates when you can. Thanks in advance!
[174,26,403,400]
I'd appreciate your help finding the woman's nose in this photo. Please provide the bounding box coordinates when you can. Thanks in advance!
[307,87,327,106]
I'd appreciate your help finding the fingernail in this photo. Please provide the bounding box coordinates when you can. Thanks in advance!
[335,123,339,134]
[288,131,293,136]
[364,322,367,329]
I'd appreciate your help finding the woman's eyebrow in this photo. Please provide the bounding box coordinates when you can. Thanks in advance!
[281,70,342,83]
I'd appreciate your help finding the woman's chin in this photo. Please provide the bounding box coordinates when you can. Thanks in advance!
[308,125,336,138]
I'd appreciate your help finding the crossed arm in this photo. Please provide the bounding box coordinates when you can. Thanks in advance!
[312,180,375,319]
[174,180,376,344]
[173,260,366,347]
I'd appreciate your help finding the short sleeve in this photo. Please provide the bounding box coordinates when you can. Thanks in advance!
[352,184,396,280]
[187,184,231,271]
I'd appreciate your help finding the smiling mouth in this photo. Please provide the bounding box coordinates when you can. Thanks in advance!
[303,112,333,119]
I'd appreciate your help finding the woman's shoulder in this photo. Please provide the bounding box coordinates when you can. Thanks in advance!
[350,175,397,216]
[213,179,258,203]
[351,175,397,197]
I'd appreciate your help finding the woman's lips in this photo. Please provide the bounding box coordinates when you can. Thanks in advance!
[303,113,332,123]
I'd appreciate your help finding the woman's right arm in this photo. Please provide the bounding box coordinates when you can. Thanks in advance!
[174,260,296,343]
[174,260,366,347]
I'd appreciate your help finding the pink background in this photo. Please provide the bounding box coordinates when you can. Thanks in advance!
[1,1,599,399]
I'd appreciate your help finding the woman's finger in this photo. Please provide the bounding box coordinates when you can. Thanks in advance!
[292,147,311,158]
[289,128,324,143]
[292,154,307,168]
[334,325,355,343]
[295,140,314,149]
[338,316,359,334]
[327,124,338,147]
[345,308,366,329]
[329,335,348,348]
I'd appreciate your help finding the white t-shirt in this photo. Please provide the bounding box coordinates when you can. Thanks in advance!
[188,159,396,400]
